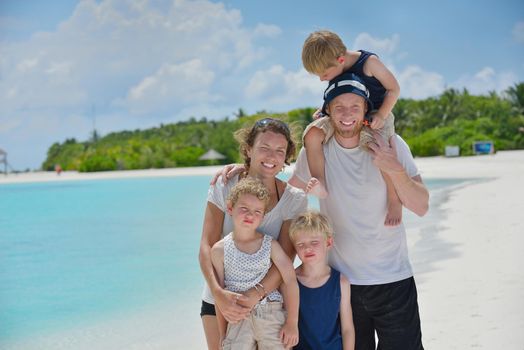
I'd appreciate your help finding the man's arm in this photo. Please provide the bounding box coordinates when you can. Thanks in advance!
[388,173,428,217]
[368,135,429,217]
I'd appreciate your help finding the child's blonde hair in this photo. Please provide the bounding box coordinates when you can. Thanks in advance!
[227,177,270,213]
[302,30,347,75]
[289,210,333,242]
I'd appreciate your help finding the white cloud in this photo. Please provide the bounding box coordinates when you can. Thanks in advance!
[352,33,400,57]
[0,0,281,169]
[397,65,446,99]
[253,23,282,38]
[123,59,217,114]
[16,58,39,72]
[0,0,271,118]
[452,67,518,95]
[245,65,324,110]
[512,21,524,43]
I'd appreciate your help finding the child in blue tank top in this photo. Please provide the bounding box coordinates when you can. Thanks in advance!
[289,210,355,350]
[300,30,403,228]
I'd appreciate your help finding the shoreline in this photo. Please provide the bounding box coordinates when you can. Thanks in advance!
[0,165,227,185]
[1,150,521,185]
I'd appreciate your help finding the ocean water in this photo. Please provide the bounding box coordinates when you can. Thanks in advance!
[0,175,469,347]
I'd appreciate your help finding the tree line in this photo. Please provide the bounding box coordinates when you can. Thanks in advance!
[42,83,524,172]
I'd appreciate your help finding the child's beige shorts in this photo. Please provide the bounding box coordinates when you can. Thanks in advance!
[222,301,287,350]
[303,112,396,152]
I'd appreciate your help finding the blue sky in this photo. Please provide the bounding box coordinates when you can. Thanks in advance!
[1,0,523,170]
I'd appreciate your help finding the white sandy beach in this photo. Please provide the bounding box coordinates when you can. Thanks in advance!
[2,150,523,349]
[414,150,524,349]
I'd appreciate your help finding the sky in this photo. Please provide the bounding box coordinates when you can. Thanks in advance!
[1,0,523,170]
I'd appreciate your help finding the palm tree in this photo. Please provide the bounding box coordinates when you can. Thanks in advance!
[505,83,524,114]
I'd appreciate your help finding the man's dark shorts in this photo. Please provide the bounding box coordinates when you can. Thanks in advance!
[351,276,424,350]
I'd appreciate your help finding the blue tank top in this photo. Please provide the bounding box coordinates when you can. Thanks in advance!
[294,269,342,350]
[347,50,386,110]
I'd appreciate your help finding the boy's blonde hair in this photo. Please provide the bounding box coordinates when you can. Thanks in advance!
[227,177,270,213]
[302,30,347,75]
[289,210,333,242]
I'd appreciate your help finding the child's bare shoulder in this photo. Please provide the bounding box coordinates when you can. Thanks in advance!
[211,239,225,252]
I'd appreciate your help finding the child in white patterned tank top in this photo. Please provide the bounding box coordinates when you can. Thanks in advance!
[210,177,299,349]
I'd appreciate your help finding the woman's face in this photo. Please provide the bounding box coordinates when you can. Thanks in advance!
[247,130,288,179]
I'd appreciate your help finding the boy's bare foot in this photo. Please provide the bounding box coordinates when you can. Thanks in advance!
[306,177,328,199]
[385,199,402,226]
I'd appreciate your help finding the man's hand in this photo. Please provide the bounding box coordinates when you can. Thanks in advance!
[214,289,252,323]
[209,164,246,185]
[367,133,404,174]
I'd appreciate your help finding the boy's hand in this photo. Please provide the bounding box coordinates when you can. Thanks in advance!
[280,321,299,349]
[369,111,386,130]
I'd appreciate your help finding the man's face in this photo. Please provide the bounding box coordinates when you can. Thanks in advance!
[327,92,367,138]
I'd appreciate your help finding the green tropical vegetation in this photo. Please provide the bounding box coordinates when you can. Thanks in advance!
[43,83,524,172]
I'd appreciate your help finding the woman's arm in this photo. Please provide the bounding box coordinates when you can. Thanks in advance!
[198,202,251,322]
[210,241,228,341]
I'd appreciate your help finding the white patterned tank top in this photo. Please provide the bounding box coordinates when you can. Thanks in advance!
[223,232,282,302]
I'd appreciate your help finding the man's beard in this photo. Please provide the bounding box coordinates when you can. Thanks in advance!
[333,120,363,139]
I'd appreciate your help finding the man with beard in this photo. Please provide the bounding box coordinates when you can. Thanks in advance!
[289,72,429,350]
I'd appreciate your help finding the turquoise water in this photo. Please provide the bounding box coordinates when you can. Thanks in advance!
[0,175,466,344]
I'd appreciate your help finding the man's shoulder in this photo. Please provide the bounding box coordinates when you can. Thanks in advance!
[393,134,412,156]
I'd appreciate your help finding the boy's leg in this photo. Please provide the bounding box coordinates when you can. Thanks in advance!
[252,302,286,350]
[222,316,257,350]
[351,285,377,350]
[303,117,334,198]
[372,277,424,350]
[360,113,401,226]
[382,171,402,226]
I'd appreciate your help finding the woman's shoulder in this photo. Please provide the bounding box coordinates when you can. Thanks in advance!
[210,174,240,193]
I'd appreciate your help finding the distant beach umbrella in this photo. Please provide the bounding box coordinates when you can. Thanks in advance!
[199,149,226,161]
